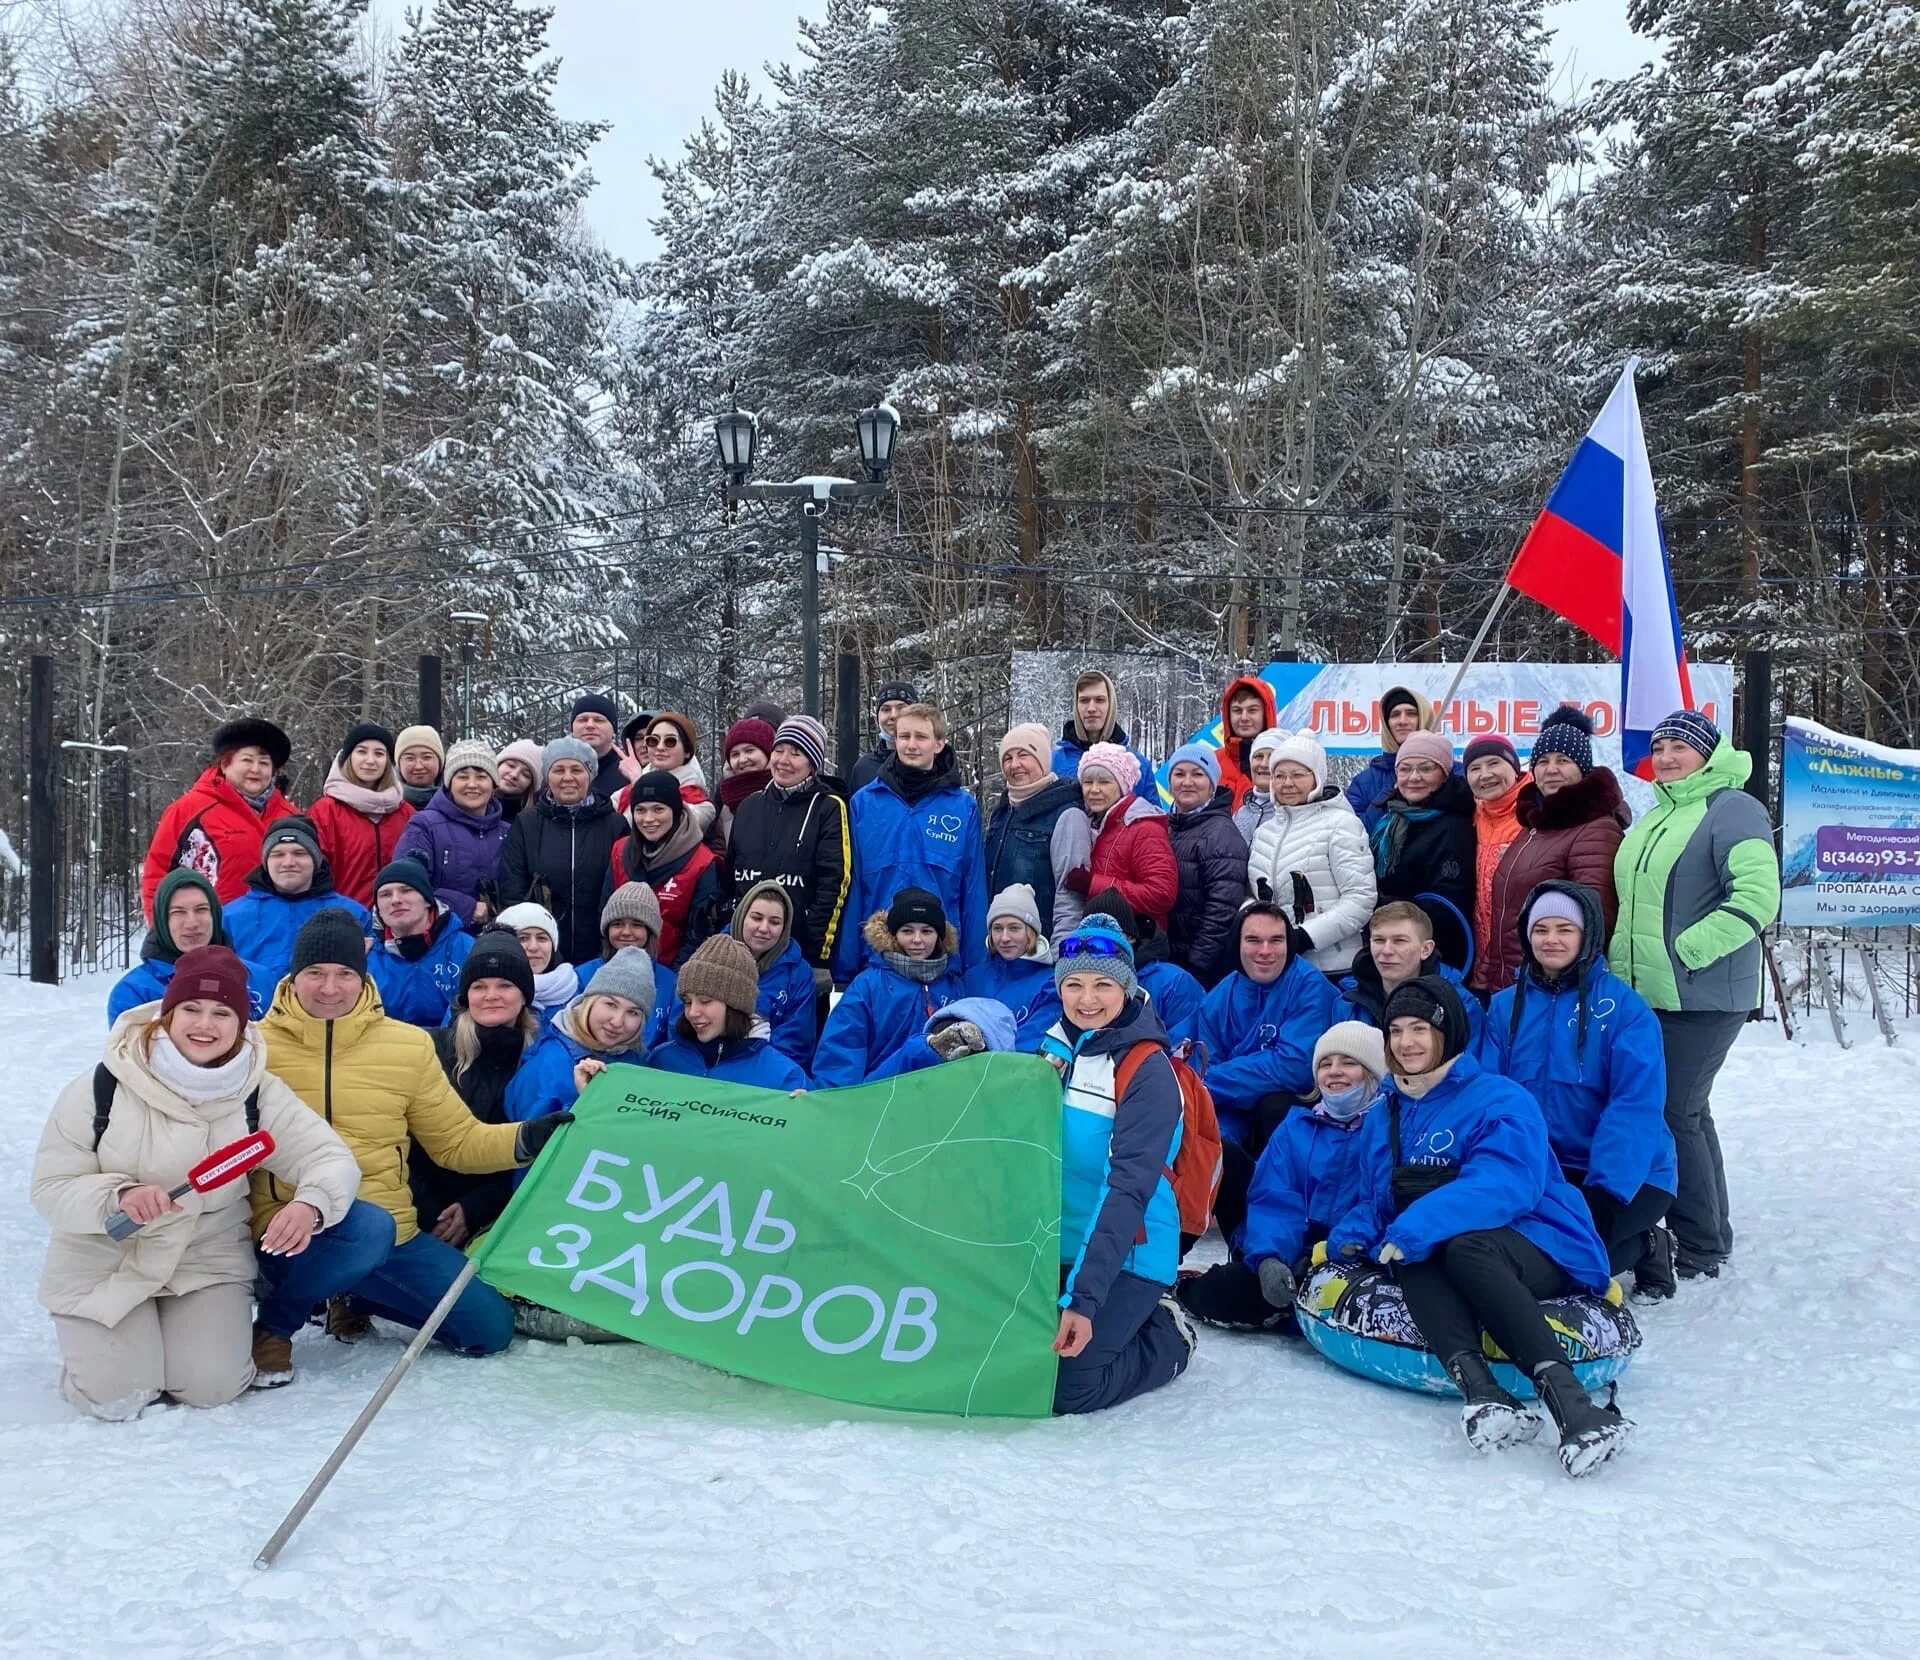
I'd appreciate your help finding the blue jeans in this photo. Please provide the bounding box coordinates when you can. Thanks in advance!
[256,1200,513,1354]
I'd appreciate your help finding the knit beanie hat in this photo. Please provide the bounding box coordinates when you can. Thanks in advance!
[999,722,1053,769]
[1531,703,1595,773]
[1394,731,1455,774]
[211,717,292,771]
[395,724,445,764]
[540,735,596,780]
[152,869,226,958]
[773,715,827,775]
[1312,1020,1387,1083]
[570,692,620,727]
[987,882,1043,939]
[338,722,396,764]
[261,815,322,867]
[161,944,253,1023]
[1052,918,1138,995]
[372,857,436,909]
[583,946,657,1019]
[724,717,777,759]
[1269,730,1326,790]
[495,901,560,953]
[1463,734,1521,773]
[743,699,787,730]
[1380,686,1421,723]
[1525,887,1587,933]
[290,907,368,980]
[676,934,761,1017]
[1382,974,1471,1064]
[625,768,685,820]
[1167,742,1221,787]
[443,738,499,786]
[600,881,664,945]
[887,885,948,936]
[1250,728,1289,764]
[1652,708,1722,762]
[495,738,545,782]
[1080,741,1142,795]
[875,679,917,710]
[1082,889,1138,943]
[459,927,535,1007]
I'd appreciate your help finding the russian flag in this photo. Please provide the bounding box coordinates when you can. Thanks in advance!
[1506,358,1694,778]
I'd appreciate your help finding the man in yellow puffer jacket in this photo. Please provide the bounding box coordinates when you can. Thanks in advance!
[249,911,571,1381]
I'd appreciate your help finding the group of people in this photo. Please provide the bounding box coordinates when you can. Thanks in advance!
[35,670,1780,1467]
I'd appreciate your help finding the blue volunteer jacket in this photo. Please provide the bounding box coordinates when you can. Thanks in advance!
[1238,1105,1373,1271]
[1041,997,1184,1317]
[867,996,1017,1081]
[812,959,966,1087]
[107,955,278,1026]
[1193,956,1342,1144]
[504,1012,647,1124]
[962,953,1062,1050]
[223,885,370,984]
[1326,1052,1612,1292]
[1481,956,1677,1202]
[1138,959,1204,1043]
[643,960,679,1050]
[366,912,474,1029]
[755,940,819,1068]
[648,1026,809,1091]
[833,768,988,978]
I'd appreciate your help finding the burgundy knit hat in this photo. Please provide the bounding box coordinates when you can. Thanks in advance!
[1462,734,1520,773]
[161,945,252,1023]
[724,717,777,759]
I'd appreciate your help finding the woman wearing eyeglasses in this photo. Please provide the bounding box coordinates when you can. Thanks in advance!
[1037,918,1196,1414]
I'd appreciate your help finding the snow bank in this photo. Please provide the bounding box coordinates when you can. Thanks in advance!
[2,977,1915,1656]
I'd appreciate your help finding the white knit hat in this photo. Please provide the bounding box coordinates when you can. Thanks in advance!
[496,901,561,952]
[987,882,1043,939]
[1312,1020,1387,1081]
[1249,727,1288,763]
[1269,730,1327,791]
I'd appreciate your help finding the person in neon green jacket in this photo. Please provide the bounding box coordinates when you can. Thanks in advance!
[1610,712,1779,1283]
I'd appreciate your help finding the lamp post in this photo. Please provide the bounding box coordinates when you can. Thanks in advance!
[715,400,899,717]
[450,611,488,739]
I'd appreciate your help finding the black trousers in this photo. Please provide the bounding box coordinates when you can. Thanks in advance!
[1396,1228,1571,1375]
[1570,1178,1675,1275]
[1053,1270,1191,1415]
[1656,1009,1745,1265]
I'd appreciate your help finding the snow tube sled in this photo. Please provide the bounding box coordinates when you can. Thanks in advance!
[1294,1261,1640,1399]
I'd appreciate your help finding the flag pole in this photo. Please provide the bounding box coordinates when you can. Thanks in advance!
[255,1256,482,1568]
[1437,581,1514,716]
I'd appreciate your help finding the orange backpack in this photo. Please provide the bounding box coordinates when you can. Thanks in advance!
[1112,1040,1223,1238]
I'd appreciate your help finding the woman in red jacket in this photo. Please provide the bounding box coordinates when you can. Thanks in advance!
[307,722,416,907]
[1067,742,1179,930]
[140,718,296,916]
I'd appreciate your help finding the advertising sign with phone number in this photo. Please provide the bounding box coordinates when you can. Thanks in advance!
[1781,717,1920,927]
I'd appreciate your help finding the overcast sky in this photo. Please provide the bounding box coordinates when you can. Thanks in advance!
[369,0,1659,263]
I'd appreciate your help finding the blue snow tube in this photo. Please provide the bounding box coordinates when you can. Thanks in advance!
[1294,1261,1640,1399]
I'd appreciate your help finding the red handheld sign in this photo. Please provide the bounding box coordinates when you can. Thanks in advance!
[186,1130,276,1192]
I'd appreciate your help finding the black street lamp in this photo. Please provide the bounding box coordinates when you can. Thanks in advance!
[715,400,900,717]
[450,611,487,738]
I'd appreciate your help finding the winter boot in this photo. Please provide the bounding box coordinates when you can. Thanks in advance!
[251,1325,294,1389]
[1442,1351,1541,1453]
[1634,1227,1677,1301]
[326,1297,373,1342]
[1159,1293,1200,1360]
[1532,1360,1633,1477]
[1175,1261,1287,1331]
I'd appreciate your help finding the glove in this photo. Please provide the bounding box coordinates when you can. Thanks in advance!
[1338,1241,1364,1259]
[1256,1257,1295,1309]
[1377,1241,1405,1266]
[1583,1186,1620,1241]
[1286,923,1318,962]
[1311,1240,1330,1268]
[514,1112,575,1163]
[1061,865,1092,897]
[927,1020,986,1060]
[1289,872,1316,920]
[812,966,835,998]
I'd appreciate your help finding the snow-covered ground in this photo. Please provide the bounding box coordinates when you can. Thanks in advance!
[3,976,1917,1659]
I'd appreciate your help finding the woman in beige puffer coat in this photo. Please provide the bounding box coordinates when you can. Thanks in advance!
[32,946,359,1421]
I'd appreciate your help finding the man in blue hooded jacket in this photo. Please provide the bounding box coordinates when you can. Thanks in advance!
[1479,880,1677,1293]
[222,815,370,984]
[366,857,474,1028]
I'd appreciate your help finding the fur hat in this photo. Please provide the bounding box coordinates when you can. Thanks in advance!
[1394,730,1455,775]
[583,946,657,1019]
[394,724,445,764]
[675,934,761,1017]
[773,715,827,775]
[459,927,535,1006]
[161,945,252,1023]
[1312,1020,1387,1082]
[540,735,596,780]
[443,739,499,786]
[1167,742,1221,788]
[1531,703,1595,773]
[338,722,396,764]
[724,717,777,760]
[1053,918,1138,995]
[211,717,291,771]
[290,908,368,980]
[1080,741,1141,795]
[600,881,664,946]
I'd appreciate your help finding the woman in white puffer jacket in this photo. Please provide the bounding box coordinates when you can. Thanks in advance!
[1246,731,1376,976]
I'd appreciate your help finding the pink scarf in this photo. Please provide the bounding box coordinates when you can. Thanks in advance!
[323,756,405,820]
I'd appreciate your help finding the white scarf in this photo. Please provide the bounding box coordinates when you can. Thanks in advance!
[533,962,579,1011]
[148,1030,254,1105]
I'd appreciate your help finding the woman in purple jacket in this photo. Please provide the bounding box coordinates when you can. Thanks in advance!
[395,739,510,927]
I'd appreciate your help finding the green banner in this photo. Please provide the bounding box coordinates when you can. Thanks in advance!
[476,1052,1064,1418]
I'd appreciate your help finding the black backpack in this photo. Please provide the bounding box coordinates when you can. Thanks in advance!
[91,1063,259,1150]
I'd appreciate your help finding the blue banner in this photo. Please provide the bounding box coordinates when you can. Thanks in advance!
[1781,717,1920,928]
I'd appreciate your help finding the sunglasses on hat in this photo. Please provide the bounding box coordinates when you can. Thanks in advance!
[1057,932,1128,959]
